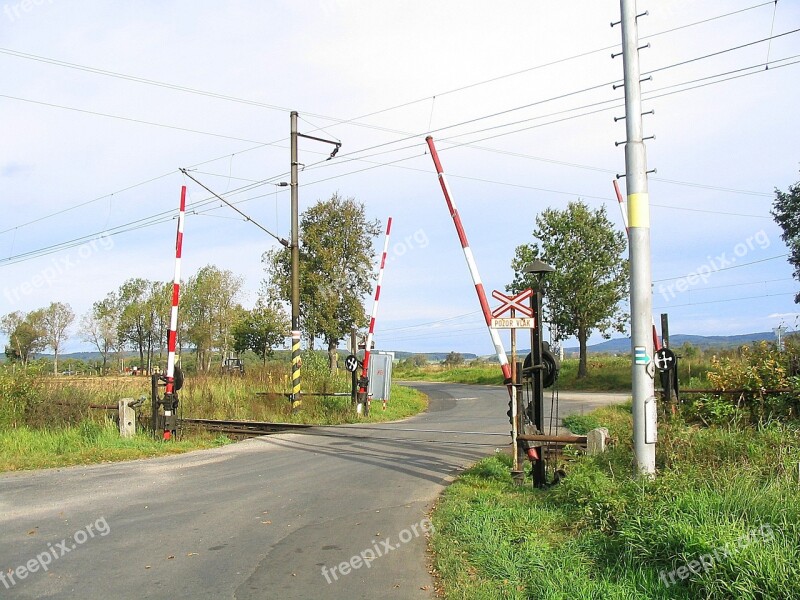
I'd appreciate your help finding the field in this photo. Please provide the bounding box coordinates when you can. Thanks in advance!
[394,352,715,391]
[0,355,428,472]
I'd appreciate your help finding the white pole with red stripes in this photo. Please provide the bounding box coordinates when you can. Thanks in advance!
[163,185,186,440]
[426,136,512,383]
[359,217,393,412]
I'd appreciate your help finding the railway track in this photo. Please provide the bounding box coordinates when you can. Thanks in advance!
[179,418,315,437]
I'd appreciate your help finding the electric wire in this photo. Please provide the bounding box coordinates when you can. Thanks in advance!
[0,1,774,137]
[653,291,795,309]
[3,52,797,265]
[0,93,273,146]
[653,254,790,283]
[4,42,790,238]
[180,169,288,245]
[295,28,800,172]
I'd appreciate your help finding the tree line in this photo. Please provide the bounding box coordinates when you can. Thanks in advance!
[2,194,379,375]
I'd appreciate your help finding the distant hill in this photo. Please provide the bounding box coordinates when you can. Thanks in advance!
[389,351,478,362]
[8,350,477,364]
[6,333,784,365]
[563,331,786,355]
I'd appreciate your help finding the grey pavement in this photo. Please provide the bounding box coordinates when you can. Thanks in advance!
[0,383,627,599]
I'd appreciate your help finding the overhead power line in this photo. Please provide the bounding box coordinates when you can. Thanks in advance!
[3,47,797,263]
[4,26,791,236]
[653,255,790,283]
[0,0,775,135]
[653,291,795,310]
[180,169,288,246]
[3,49,791,269]
[0,93,274,145]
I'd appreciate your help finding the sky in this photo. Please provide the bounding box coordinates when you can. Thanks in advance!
[1,0,799,358]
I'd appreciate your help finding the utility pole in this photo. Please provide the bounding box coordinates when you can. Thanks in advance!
[288,112,341,410]
[290,111,301,409]
[618,0,656,475]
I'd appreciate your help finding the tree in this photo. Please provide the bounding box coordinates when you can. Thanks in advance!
[508,201,628,378]
[232,301,289,366]
[1,310,46,366]
[117,278,152,369]
[145,281,172,367]
[772,174,800,302]
[41,302,75,374]
[80,293,119,374]
[403,354,428,368]
[263,193,381,371]
[183,265,243,371]
[443,351,464,368]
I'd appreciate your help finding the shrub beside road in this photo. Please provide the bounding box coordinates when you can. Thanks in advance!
[429,341,800,599]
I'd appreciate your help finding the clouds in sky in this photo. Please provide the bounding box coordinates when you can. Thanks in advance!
[1,0,799,355]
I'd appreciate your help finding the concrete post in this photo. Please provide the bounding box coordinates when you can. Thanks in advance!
[587,427,609,455]
[118,398,136,438]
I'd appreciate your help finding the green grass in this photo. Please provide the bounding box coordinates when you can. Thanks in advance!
[395,357,634,390]
[0,419,231,472]
[0,360,428,471]
[395,353,718,392]
[0,385,426,473]
[396,363,505,385]
[430,405,800,599]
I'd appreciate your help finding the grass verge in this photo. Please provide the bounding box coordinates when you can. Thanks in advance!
[395,357,635,390]
[0,384,427,473]
[0,420,230,472]
[429,404,800,599]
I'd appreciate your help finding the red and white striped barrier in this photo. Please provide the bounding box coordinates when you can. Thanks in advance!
[426,136,512,382]
[164,185,186,440]
[360,217,393,411]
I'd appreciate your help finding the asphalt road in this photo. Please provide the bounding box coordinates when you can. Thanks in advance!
[0,383,627,599]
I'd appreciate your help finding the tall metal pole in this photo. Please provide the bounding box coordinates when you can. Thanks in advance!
[290,111,301,409]
[531,286,546,487]
[619,0,656,475]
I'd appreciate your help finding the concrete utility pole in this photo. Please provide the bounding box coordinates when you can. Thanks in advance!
[618,0,656,475]
[288,113,341,409]
[290,111,301,408]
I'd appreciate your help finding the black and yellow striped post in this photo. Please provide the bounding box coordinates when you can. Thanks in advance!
[291,330,301,410]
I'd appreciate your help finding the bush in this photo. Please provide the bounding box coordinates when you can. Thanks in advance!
[562,413,601,435]
[683,342,800,425]
[0,367,43,428]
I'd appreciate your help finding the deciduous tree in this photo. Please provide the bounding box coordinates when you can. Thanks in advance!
[41,302,75,374]
[232,301,288,366]
[183,265,243,371]
[80,293,119,374]
[443,351,464,368]
[1,310,46,366]
[772,174,800,302]
[263,193,381,371]
[508,201,628,378]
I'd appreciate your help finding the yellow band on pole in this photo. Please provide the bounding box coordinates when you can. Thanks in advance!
[627,193,649,228]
